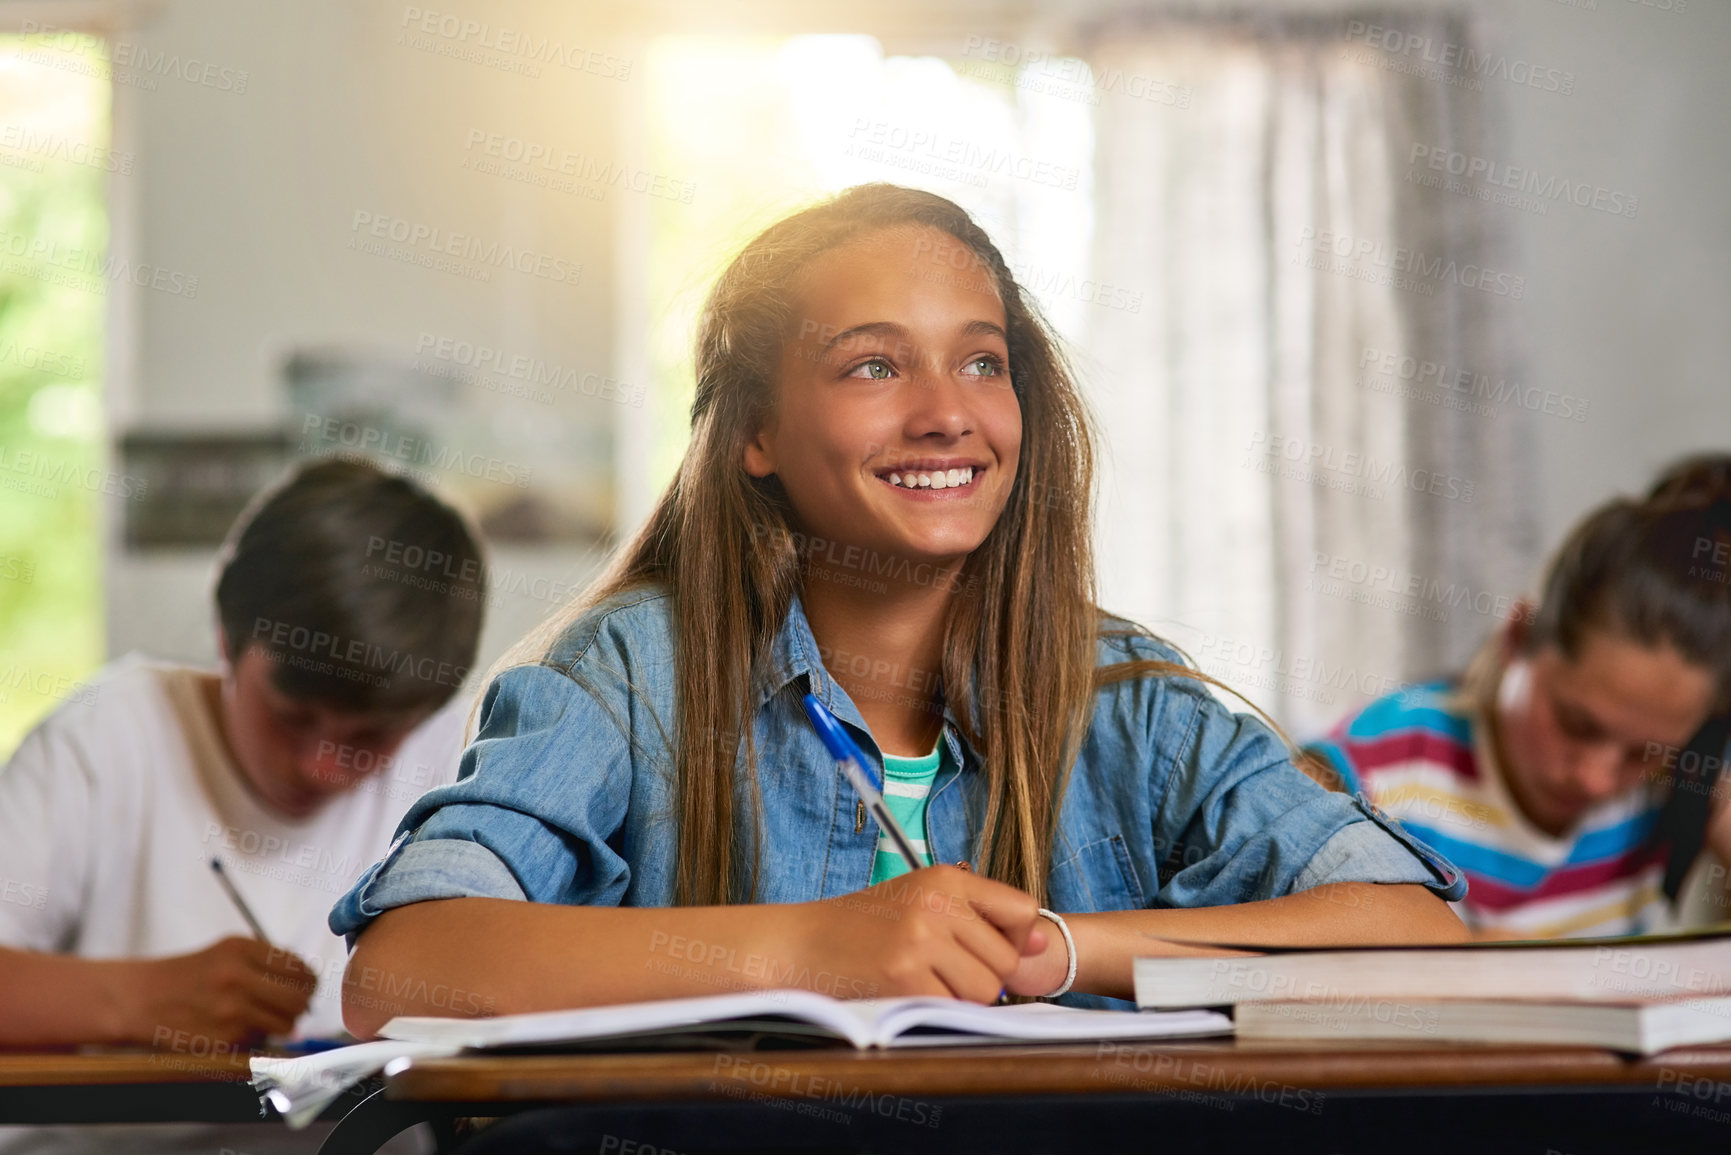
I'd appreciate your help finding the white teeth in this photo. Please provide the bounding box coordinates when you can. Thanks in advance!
[881,467,978,490]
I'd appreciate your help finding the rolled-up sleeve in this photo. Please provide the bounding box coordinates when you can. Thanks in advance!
[1147,679,1466,907]
[1294,794,1466,898]
[329,655,644,945]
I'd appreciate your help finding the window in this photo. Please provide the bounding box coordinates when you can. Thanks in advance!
[637,34,1094,498]
[0,32,110,754]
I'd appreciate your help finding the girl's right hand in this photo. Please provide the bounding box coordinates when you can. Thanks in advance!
[788,865,1048,1003]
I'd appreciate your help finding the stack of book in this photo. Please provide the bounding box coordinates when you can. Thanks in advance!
[1132,926,1731,1055]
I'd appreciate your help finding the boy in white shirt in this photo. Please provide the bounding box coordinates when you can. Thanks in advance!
[0,459,486,1049]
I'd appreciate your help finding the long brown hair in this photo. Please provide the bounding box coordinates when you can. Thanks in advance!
[502,184,1203,905]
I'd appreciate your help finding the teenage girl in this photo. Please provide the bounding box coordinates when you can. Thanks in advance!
[335,184,1467,1033]
[1310,455,1731,939]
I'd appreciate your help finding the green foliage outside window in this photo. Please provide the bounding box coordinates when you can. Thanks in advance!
[0,34,109,756]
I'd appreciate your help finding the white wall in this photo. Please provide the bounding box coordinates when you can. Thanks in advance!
[1476,0,1731,550]
[97,0,634,674]
[88,0,1731,676]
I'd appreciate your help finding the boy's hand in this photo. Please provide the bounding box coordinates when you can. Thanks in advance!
[127,936,316,1046]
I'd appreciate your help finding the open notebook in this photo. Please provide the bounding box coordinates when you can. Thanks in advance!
[380,989,1231,1050]
[252,991,1229,1128]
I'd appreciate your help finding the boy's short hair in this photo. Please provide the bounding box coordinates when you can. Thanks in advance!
[214,459,486,713]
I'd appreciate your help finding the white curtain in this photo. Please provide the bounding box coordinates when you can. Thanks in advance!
[1084,16,1539,737]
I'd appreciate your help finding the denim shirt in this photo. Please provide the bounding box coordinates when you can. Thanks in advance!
[330,585,1463,1007]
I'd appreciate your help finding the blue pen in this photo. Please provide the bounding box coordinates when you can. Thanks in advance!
[801,693,925,873]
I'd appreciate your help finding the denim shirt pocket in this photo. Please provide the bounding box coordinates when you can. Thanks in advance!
[1048,833,1148,912]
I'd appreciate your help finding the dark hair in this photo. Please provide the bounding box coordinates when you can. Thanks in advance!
[215,459,486,713]
[1648,453,1731,508]
[1525,452,1731,707]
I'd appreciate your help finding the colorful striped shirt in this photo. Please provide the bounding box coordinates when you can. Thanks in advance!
[867,739,944,884]
[1306,680,1669,939]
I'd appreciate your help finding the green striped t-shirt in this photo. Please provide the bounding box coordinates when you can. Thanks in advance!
[867,738,945,884]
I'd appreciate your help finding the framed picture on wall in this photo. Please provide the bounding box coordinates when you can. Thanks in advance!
[284,350,615,545]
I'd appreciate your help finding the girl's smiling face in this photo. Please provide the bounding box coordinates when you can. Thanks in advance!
[743,225,1023,569]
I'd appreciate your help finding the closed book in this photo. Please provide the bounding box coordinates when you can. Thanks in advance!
[1133,925,1731,1011]
[1234,994,1731,1055]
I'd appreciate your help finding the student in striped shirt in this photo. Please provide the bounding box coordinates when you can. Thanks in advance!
[1309,455,1731,939]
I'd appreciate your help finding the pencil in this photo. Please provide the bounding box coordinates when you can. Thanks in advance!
[209,857,273,945]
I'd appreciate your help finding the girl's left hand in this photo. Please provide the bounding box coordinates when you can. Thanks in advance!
[1002,910,1071,997]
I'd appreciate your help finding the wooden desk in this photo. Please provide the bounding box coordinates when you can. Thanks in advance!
[0,1050,366,1130]
[313,1038,1731,1155]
